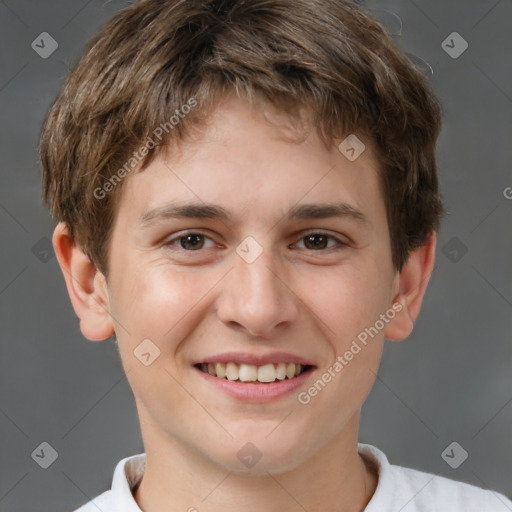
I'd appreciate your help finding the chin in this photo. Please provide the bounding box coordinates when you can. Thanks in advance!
[206,429,312,476]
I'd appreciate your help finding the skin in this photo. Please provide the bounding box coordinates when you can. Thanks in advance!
[53,92,436,512]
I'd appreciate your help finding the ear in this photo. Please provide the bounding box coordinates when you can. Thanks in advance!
[384,232,437,341]
[52,222,114,341]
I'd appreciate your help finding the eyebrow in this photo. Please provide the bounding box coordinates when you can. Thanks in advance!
[138,201,369,228]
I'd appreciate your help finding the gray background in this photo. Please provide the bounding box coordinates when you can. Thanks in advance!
[1,1,511,511]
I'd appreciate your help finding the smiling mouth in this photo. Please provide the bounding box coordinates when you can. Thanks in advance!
[195,362,313,383]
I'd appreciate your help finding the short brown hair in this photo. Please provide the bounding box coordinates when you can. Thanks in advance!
[40,0,444,276]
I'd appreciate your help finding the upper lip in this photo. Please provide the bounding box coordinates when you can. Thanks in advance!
[192,351,316,367]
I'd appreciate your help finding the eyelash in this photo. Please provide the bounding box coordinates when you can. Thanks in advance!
[163,231,348,253]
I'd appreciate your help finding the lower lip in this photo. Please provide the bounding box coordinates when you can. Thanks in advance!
[193,366,315,403]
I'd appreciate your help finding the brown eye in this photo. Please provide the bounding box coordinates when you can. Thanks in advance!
[178,234,205,250]
[165,232,215,251]
[303,234,329,250]
[295,232,346,251]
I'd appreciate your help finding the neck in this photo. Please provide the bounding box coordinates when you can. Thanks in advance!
[133,413,378,512]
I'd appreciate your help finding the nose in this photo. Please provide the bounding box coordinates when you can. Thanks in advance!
[216,247,300,339]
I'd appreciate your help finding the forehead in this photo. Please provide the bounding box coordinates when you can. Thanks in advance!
[115,95,386,232]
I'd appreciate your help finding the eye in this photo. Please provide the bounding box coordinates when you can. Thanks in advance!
[164,232,216,251]
[163,230,347,253]
[293,232,347,251]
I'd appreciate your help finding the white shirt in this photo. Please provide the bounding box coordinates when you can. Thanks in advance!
[73,443,511,511]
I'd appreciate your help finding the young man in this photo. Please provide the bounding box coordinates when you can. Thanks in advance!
[40,0,511,510]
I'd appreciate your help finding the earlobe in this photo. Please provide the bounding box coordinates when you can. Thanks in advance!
[384,232,437,342]
[52,222,115,341]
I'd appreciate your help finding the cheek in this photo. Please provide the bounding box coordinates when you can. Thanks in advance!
[304,261,391,346]
[109,263,203,354]
[296,265,389,418]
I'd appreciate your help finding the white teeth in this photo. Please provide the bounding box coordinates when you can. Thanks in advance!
[215,362,226,379]
[276,362,287,380]
[286,363,296,379]
[257,363,276,383]
[198,361,308,382]
[225,362,238,381]
[239,363,258,382]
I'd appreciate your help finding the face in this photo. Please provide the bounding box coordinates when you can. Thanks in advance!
[104,94,399,474]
